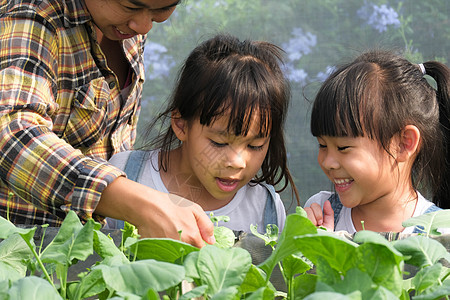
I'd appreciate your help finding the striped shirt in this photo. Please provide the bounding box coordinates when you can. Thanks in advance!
[0,0,146,226]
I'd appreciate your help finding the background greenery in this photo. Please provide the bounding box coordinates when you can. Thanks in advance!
[136,0,450,212]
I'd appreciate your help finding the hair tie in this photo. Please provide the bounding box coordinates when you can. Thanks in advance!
[418,63,426,75]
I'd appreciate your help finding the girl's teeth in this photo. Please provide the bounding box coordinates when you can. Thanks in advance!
[334,178,352,184]
[220,179,236,186]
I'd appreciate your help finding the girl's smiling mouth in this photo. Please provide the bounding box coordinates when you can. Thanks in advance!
[216,178,240,192]
[334,178,354,192]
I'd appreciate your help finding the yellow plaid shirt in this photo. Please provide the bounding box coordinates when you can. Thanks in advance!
[0,0,146,226]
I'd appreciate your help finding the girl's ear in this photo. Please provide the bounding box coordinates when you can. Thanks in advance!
[396,125,421,162]
[171,110,188,141]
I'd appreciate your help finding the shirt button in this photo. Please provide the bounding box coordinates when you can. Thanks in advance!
[109,81,116,89]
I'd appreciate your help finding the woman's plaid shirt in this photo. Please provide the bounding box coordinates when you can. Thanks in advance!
[0,0,146,226]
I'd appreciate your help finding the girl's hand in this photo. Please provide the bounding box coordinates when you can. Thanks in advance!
[304,200,335,231]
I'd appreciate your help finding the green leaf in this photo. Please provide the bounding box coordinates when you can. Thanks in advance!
[293,273,317,299]
[179,285,208,300]
[355,243,403,296]
[353,230,404,261]
[0,280,9,299]
[102,259,185,294]
[334,268,402,299]
[40,211,98,266]
[412,283,450,300]
[70,268,106,299]
[127,238,199,263]
[122,221,140,244]
[184,251,200,281]
[402,209,450,235]
[295,206,309,218]
[315,256,341,285]
[303,290,362,300]
[332,268,373,297]
[367,286,400,300]
[240,265,271,294]
[209,213,230,224]
[0,262,23,282]
[245,286,275,300]
[18,226,38,245]
[7,276,62,299]
[96,254,131,268]
[411,263,442,294]
[393,235,450,268]
[114,291,143,299]
[282,253,311,279]
[143,288,160,300]
[93,230,128,263]
[258,213,317,279]
[0,215,35,240]
[0,233,34,279]
[293,232,358,274]
[210,286,239,299]
[213,226,236,249]
[250,224,279,247]
[197,245,251,295]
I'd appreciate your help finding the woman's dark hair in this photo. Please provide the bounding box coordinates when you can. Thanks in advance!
[141,34,299,204]
[310,49,450,208]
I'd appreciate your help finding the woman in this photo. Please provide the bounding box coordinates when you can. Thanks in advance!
[0,0,214,248]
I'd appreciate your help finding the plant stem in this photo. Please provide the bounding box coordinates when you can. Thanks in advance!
[38,225,49,255]
[7,192,14,221]
[56,264,68,299]
[23,237,58,293]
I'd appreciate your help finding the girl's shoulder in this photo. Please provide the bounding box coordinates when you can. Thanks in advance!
[304,191,334,207]
[109,150,133,169]
[109,150,155,171]
[414,191,440,216]
[241,183,285,214]
[244,182,279,200]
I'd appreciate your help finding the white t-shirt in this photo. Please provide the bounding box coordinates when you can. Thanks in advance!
[305,191,444,234]
[109,150,286,233]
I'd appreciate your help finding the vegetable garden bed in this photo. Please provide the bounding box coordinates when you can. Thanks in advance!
[1,208,450,299]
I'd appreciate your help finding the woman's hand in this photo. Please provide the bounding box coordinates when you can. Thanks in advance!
[96,176,215,248]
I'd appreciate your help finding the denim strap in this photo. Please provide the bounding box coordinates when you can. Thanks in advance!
[116,150,148,229]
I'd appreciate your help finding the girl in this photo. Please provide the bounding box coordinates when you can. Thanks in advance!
[305,49,450,234]
[108,34,300,234]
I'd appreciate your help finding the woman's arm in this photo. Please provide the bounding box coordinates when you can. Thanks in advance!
[96,176,215,248]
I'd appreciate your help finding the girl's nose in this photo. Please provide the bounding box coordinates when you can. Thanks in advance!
[225,149,246,169]
[319,151,340,170]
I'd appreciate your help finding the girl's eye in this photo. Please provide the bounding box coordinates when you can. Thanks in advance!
[248,144,264,151]
[337,146,350,151]
[318,143,327,149]
[210,140,227,148]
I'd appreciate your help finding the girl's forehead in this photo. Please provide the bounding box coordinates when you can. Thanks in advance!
[204,113,269,137]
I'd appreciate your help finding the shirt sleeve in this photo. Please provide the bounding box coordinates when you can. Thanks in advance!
[304,191,333,208]
[0,8,124,221]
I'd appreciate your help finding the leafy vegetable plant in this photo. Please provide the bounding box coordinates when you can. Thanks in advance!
[0,208,449,299]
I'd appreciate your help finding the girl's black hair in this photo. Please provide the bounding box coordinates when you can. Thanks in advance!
[311,49,450,208]
[141,33,300,204]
